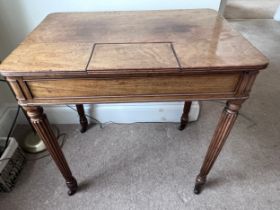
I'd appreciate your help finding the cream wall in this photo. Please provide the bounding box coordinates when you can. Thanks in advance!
[275,5,280,20]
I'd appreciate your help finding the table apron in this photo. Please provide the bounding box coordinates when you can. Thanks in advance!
[7,71,258,105]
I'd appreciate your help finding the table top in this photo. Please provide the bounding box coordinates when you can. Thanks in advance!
[0,9,268,77]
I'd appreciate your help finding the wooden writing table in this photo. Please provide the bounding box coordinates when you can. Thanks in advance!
[0,9,268,195]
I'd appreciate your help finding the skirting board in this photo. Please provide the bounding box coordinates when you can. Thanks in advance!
[0,102,200,133]
[45,102,200,124]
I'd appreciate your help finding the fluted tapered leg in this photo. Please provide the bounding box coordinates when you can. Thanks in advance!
[194,100,245,194]
[24,106,78,195]
[179,101,192,130]
[76,104,88,133]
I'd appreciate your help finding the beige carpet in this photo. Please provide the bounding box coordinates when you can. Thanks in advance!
[0,19,280,210]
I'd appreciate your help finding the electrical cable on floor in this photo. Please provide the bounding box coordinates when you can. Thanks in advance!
[0,131,67,162]
[24,133,67,161]
[66,105,102,126]
[207,100,257,127]
[66,105,187,129]
[0,76,67,162]
[66,104,197,129]
[0,101,256,163]
[66,102,257,129]
[0,105,20,157]
[66,105,132,128]
[0,78,20,157]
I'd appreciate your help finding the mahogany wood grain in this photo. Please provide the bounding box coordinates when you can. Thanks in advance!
[89,42,179,71]
[179,101,192,131]
[25,74,240,99]
[194,100,244,194]
[23,106,78,195]
[1,43,93,73]
[76,104,88,133]
[0,9,269,195]
[0,10,268,76]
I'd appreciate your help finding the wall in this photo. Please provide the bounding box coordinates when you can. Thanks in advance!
[275,5,280,20]
[0,0,222,132]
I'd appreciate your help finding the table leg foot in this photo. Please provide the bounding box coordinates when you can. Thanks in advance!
[178,123,187,131]
[193,175,206,194]
[76,104,88,133]
[178,101,192,131]
[66,176,78,196]
[80,126,87,133]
